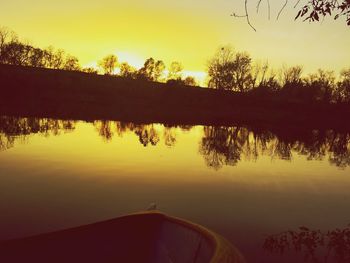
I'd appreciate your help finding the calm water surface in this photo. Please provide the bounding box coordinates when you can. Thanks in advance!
[0,116,349,262]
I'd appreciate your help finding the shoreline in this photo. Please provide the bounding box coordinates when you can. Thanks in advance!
[1,64,349,130]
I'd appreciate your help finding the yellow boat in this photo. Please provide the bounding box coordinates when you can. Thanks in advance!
[0,211,245,263]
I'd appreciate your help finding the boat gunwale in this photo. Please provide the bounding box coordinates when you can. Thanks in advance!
[0,211,245,263]
[108,211,246,263]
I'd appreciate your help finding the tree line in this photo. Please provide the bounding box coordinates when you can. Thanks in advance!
[109,55,197,86]
[0,27,80,71]
[207,46,350,104]
[0,26,197,86]
[1,26,350,103]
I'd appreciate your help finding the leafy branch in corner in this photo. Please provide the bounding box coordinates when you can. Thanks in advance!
[232,0,350,31]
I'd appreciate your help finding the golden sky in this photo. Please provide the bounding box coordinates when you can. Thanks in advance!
[2,0,350,80]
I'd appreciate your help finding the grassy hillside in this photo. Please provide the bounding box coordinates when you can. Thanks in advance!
[0,64,349,129]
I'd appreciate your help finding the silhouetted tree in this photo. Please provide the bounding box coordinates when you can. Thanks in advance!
[0,31,82,70]
[183,76,197,86]
[98,54,118,75]
[336,68,350,102]
[305,69,336,102]
[282,65,303,85]
[27,47,46,67]
[208,46,254,92]
[0,27,84,71]
[275,65,305,99]
[64,55,80,71]
[43,46,66,69]
[82,67,98,74]
[262,76,281,91]
[0,27,10,58]
[1,42,22,65]
[250,60,269,88]
[166,76,197,87]
[0,26,17,63]
[167,61,183,80]
[232,52,254,91]
[154,60,166,81]
[119,62,137,79]
[137,58,165,81]
[207,46,236,90]
[1,42,46,67]
[250,62,283,92]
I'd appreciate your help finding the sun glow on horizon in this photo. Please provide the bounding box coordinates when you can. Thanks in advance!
[1,0,350,78]
[82,52,207,85]
[116,51,145,69]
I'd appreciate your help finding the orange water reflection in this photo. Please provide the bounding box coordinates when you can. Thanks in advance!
[0,116,350,263]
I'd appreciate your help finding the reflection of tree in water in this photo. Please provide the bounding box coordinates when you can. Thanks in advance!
[116,122,160,146]
[0,133,15,151]
[328,132,350,168]
[93,120,113,142]
[2,117,349,169]
[199,126,286,170]
[199,126,244,170]
[0,116,76,151]
[264,225,350,263]
[287,130,350,169]
[163,125,177,147]
[179,125,193,133]
[200,126,350,170]
[134,124,160,146]
[0,117,189,149]
[93,121,187,147]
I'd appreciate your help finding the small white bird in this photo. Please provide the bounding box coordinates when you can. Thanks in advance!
[147,202,157,211]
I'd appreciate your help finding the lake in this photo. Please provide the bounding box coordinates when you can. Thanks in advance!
[0,115,349,262]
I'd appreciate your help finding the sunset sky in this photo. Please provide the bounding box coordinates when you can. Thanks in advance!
[2,0,350,82]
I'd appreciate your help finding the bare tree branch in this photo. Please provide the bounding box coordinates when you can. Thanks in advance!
[293,0,302,9]
[256,0,271,19]
[245,0,257,31]
[256,0,263,13]
[231,0,257,31]
[277,0,289,20]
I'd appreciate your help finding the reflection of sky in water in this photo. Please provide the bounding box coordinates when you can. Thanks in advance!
[0,117,350,263]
